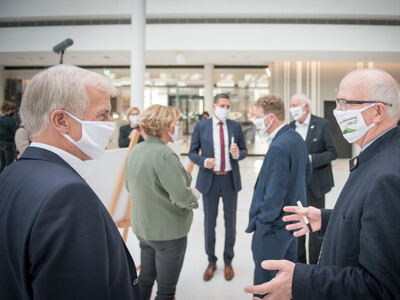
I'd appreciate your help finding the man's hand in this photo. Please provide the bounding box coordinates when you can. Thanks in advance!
[244,260,294,300]
[205,158,216,169]
[229,138,239,159]
[283,205,322,237]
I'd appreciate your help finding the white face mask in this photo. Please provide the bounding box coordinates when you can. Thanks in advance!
[214,106,230,122]
[289,104,305,121]
[253,114,272,135]
[62,111,116,160]
[333,104,376,144]
[129,115,139,125]
[168,125,179,142]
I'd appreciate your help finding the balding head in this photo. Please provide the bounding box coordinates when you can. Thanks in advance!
[338,68,400,121]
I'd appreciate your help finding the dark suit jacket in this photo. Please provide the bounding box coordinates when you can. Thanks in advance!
[246,125,311,240]
[293,127,400,299]
[0,147,140,300]
[290,114,337,199]
[189,118,247,195]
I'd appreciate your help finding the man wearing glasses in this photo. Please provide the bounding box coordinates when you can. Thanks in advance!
[244,68,400,299]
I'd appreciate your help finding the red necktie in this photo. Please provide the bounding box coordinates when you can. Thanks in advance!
[219,122,225,172]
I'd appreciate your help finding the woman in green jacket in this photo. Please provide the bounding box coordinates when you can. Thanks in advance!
[125,104,199,300]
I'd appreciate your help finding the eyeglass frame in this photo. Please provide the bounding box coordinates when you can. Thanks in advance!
[336,98,393,111]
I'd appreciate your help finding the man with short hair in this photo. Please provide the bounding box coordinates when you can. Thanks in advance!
[245,68,400,299]
[246,94,311,295]
[289,93,337,264]
[0,65,140,299]
[189,93,247,281]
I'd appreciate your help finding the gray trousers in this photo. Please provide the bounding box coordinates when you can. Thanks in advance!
[137,236,187,300]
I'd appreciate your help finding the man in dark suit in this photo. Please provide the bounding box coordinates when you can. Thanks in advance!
[245,68,400,299]
[289,93,337,264]
[245,94,311,295]
[189,94,247,281]
[0,65,140,300]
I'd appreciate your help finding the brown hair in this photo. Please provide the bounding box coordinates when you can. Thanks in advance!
[1,101,16,113]
[139,105,179,137]
[255,94,285,121]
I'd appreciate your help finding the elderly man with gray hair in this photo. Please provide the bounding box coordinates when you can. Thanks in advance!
[0,65,140,300]
[289,93,337,265]
[245,68,400,299]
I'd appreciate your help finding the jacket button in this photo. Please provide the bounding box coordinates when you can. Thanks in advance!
[132,278,139,286]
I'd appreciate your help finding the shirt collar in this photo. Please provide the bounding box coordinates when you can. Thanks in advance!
[213,115,226,125]
[30,142,92,179]
[295,112,311,127]
[361,125,397,152]
[266,123,286,143]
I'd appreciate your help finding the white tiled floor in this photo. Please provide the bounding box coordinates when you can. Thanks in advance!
[125,156,350,300]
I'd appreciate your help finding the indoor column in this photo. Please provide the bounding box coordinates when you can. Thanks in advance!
[130,0,146,111]
[204,64,214,114]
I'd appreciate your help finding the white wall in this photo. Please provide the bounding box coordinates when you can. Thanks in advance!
[0,24,399,66]
[1,0,399,20]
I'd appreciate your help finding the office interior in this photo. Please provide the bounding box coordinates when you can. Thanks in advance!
[1,1,399,298]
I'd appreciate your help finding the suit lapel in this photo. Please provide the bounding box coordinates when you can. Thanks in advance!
[305,115,316,152]
[227,120,232,147]
[206,119,214,151]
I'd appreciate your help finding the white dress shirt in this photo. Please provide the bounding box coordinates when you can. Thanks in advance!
[30,142,91,179]
[205,116,232,171]
[295,112,311,141]
[265,123,286,144]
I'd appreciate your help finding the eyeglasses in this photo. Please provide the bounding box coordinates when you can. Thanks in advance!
[336,98,392,111]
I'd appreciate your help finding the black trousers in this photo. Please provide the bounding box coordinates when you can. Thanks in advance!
[298,185,324,264]
[137,236,187,300]
[203,173,237,265]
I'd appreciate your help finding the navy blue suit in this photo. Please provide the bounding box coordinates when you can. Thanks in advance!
[290,114,337,264]
[293,127,400,299]
[189,118,247,264]
[0,147,140,300]
[246,125,311,286]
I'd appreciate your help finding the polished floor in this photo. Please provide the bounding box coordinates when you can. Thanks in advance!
[125,156,350,300]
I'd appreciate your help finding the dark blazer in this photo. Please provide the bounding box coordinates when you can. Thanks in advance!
[0,147,140,300]
[290,114,337,198]
[119,124,144,148]
[189,118,247,194]
[246,125,311,240]
[292,127,400,299]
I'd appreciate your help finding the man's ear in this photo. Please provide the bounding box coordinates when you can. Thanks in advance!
[50,110,70,133]
[372,103,387,124]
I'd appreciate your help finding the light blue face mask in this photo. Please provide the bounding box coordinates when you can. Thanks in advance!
[214,106,230,122]
[168,125,179,143]
[62,111,115,160]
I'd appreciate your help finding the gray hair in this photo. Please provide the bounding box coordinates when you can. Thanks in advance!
[290,93,311,113]
[366,70,400,120]
[20,65,116,137]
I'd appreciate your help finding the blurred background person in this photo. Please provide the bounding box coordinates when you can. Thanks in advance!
[126,104,199,300]
[119,106,144,147]
[0,101,18,171]
[289,93,337,264]
[202,111,210,120]
[14,123,31,159]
